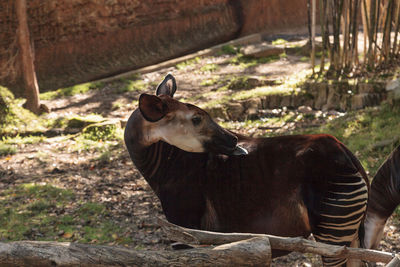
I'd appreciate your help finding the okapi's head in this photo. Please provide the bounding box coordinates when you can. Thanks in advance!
[137,74,247,156]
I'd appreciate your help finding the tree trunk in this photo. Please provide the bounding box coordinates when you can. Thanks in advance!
[0,238,271,267]
[15,0,41,114]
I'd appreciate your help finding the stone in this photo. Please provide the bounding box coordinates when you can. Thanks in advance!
[358,83,375,94]
[322,86,341,111]
[226,103,244,121]
[267,94,282,109]
[339,95,351,111]
[298,105,313,114]
[242,43,284,58]
[204,105,228,120]
[351,94,370,110]
[280,95,292,108]
[313,83,328,109]
[386,79,400,91]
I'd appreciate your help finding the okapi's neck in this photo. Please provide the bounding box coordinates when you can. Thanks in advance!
[124,110,208,228]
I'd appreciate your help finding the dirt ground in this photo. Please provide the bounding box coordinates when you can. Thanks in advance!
[1,37,399,266]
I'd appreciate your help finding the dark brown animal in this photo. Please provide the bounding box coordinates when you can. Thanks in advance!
[124,75,369,267]
[362,144,400,250]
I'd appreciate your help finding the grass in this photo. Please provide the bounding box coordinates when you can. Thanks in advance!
[200,63,219,72]
[199,69,310,109]
[176,57,201,70]
[0,143,17,156]
[218,45,240,55]
[40,82,104,100]
[271,38,288,45]
[0,183,131,244]
[229,53,283,68]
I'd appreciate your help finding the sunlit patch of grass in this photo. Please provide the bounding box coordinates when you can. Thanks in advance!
[229,53,282,68]
[271,38,288,45]
[175,57,201,70]
[1,135,46,145]
[200,77,220,87]
[116,78,147,94]
[200,63,219,72]
[0,86,47,137]
[40,82,104,100]
[0,184,131,244]
[218,44,240,55]
[0,143,17,156]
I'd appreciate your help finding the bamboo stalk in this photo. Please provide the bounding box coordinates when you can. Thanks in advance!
[319,0,327,73]
[311,0,317,73]
[392,0,400,54]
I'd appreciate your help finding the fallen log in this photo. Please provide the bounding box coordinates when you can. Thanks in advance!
[157,218,397,265]
[0,237,271,267]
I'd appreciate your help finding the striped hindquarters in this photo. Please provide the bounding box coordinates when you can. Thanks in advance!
[313,171,368,267]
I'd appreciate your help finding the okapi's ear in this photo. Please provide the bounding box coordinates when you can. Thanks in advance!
[156,74,177,97]
[139,94,168,122]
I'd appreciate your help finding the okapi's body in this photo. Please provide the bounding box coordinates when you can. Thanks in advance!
[124,75,370,267]
[363,144,400,249]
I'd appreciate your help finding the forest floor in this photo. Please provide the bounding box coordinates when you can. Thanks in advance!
[1,36,400,266]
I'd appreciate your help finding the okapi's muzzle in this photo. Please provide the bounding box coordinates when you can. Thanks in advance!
[204,124,248,156]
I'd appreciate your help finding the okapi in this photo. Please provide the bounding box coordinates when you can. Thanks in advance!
[363,144,400,250]
[124,74,373,266]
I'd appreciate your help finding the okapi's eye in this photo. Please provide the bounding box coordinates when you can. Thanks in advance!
[191,116,202,126]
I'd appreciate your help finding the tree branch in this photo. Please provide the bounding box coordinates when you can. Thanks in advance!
[157,218,396,264]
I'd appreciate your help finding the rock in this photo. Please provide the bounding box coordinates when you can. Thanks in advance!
[226,103,244,121]
[242,99,261,120]
[358,83,375,94]
[280,95,292,108]
[298,105,313,114]
[386,79,400,91]
[351,93,370,110]
[386,79,400,103]
[267,94,282,109]
[204,105,228,120]
[242,43,284,58]
[322,86,341,111]
[313,83,328,109]
[339,94,351,111]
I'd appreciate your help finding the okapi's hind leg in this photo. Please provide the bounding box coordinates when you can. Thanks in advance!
[312,171,368,267]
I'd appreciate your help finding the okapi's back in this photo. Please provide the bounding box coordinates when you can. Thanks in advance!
[369,145,400,218]
[363,145,400,249]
